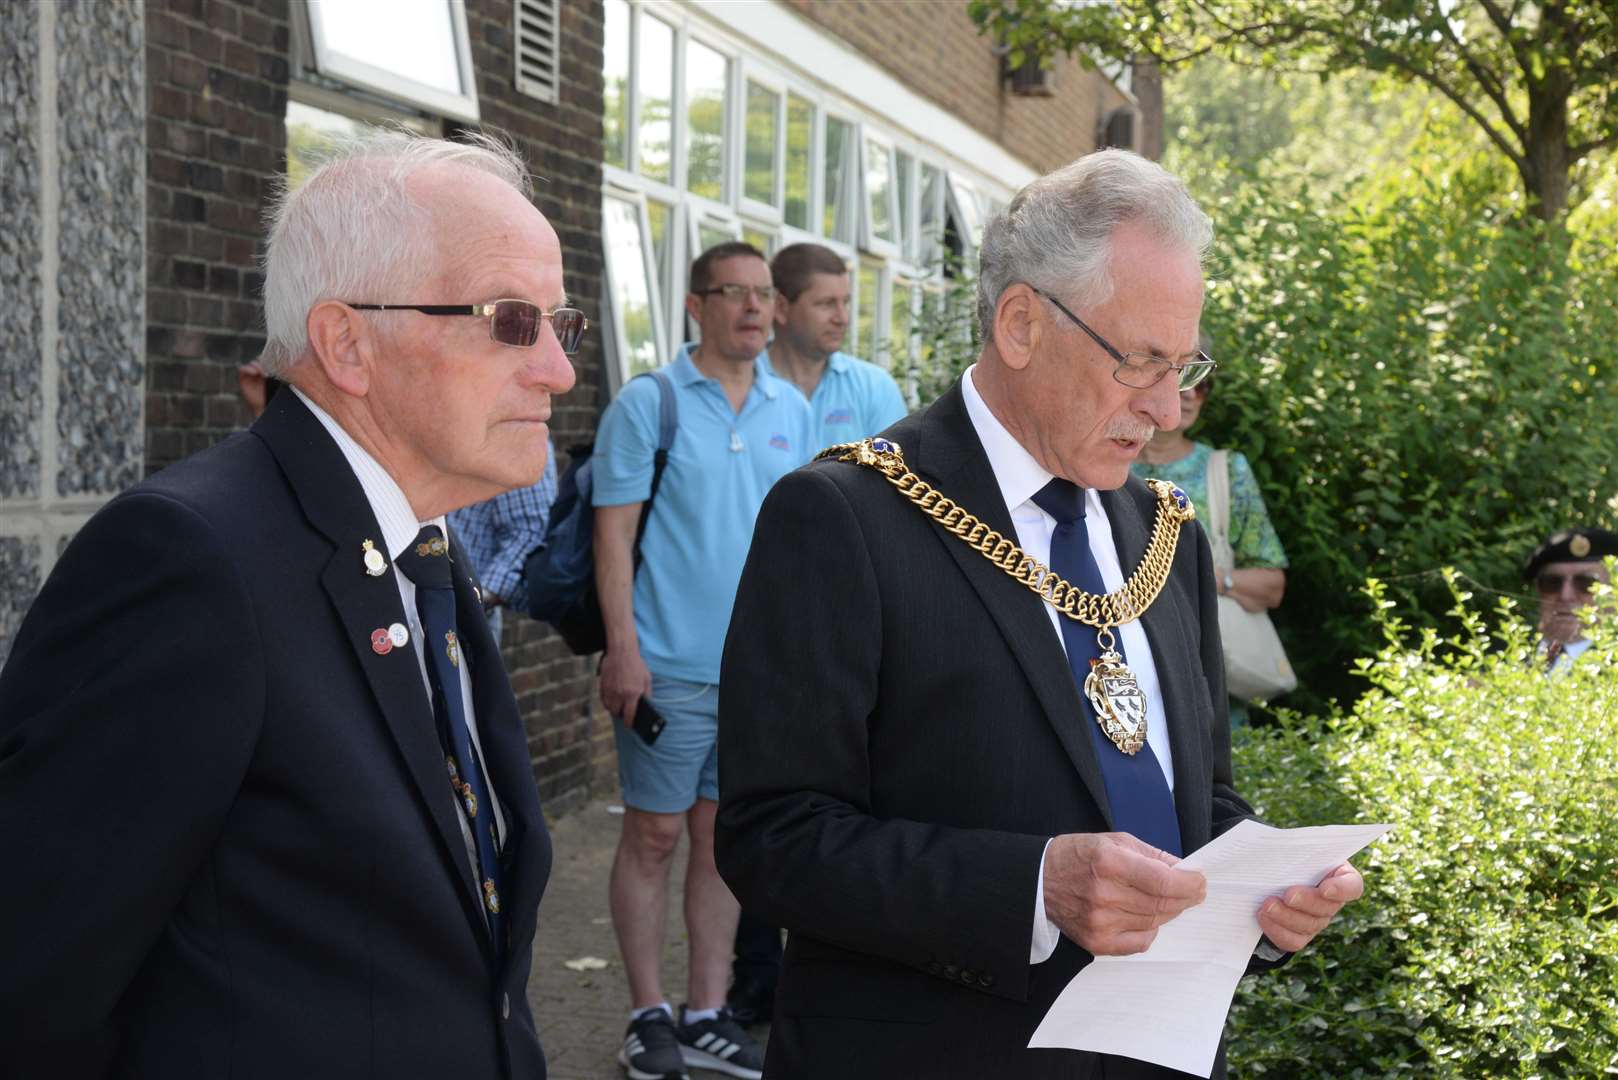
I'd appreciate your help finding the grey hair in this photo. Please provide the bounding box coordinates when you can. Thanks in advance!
[260,128,533,376]
[975,149,1212,344]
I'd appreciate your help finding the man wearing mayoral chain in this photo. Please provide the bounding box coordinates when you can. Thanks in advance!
[715,149,1363,1079]
[0,131,574,1077]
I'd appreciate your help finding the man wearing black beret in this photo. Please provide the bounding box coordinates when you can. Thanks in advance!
[1524,527,1618,671]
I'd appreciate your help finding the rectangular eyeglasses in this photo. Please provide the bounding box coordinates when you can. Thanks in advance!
[1029,285,1214,391]
[344,300,589,355]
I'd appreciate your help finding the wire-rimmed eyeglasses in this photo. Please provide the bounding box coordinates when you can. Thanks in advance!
[344,300,589,355]
[1029,286,1215,391]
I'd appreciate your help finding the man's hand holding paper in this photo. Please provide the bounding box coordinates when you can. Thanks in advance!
[1257,860,1366,953]
[1043,832,1208,956]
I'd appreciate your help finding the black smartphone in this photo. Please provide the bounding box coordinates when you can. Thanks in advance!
[630,698,666,746]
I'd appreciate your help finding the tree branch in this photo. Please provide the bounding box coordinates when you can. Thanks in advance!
[1433,8,1527,142]
[1370,43,1529,172]
[1478,0,1535,75]
[1570,132,1617,159]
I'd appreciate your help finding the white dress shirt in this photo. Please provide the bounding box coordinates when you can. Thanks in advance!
[294,388,508,879]
[958,368,1173,964]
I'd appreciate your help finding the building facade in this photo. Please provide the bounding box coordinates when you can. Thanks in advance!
[1,0,1133,810]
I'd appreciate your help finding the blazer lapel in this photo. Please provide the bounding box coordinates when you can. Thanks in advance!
[253,392,491,945]
[1099,482,1211,850]
[908,385,1114,826]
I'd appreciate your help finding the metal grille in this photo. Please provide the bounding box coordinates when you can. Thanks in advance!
[513,0,560,105]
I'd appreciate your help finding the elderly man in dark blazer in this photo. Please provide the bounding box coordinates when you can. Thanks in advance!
[715,150,1363,1079]
[0,132,580,1077]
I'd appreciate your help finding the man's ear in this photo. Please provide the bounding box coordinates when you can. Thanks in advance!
[306,301,374,397]
[684,292,705,327]
[994,284,1042,372]
[772,293,789,330]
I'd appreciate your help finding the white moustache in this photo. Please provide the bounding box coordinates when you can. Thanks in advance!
[1105,423,1156,443]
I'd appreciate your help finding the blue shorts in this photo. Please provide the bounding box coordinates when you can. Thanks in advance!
[613,675,720,814]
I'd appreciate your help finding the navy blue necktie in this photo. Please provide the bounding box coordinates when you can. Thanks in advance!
[1031,479,1182,857]
[394,525,507,961]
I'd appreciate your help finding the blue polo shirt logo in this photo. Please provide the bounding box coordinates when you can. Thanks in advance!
[769,433,791,451]
[824,408,853,425]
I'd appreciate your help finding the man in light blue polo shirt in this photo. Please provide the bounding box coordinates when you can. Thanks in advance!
[763,241,909,450]
[593,240,812,1080]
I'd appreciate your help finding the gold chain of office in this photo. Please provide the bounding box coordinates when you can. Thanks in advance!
[816,437,1197,630]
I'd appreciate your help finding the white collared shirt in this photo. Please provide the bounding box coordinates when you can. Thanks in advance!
[293,388,508,878]
[958,368,1173,964]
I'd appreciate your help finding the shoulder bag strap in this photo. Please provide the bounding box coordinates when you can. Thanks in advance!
[631,369,678,571]
[1204,448,1235,569]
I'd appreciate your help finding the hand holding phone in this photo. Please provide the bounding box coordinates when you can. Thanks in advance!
[630,698,666,746]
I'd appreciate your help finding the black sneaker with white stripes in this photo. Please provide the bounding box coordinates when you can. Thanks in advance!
[618,1008,689,1080]
[675,1005,764,1079]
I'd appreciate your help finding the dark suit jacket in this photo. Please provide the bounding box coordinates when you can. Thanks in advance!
[0,392,552,1078]
[716,382,1263,1080]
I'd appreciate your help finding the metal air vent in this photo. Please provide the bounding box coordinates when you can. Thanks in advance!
[514,0,561,104]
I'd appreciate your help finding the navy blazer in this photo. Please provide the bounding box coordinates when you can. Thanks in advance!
[0,392,552,1078]
[716,381,1262,1080]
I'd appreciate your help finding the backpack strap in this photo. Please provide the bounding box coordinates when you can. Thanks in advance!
[631,369,678,570]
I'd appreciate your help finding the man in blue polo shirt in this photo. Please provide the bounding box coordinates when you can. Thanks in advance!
[593,241,813,1080]
[763,242,909,449]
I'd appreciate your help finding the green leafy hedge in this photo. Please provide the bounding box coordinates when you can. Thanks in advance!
[1195,142,1618,708]
[1226,577,1618,1076]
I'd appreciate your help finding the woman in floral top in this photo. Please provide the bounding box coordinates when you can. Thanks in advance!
[1131,365,1288,725]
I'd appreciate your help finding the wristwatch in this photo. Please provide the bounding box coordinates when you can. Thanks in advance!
[1222,572,1235,595]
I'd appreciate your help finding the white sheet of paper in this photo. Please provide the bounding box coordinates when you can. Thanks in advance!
[1027,820,1391,1077]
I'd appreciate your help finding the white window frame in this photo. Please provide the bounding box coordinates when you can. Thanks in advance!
[679,25,735,205]
[737,61,789,225]
[601,187,668,391]
[859,130,901,259]
[597,0,1022,397]
[301,0,480,123]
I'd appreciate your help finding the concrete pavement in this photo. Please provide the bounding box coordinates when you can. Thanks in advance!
[528,797,768,1080]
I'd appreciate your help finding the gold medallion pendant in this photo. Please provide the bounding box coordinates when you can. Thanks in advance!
[1082,629,1148,755]
[821,437,1196,759]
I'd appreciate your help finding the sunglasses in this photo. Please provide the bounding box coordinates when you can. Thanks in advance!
[1536,571,1603,595]
[344,300,589,354]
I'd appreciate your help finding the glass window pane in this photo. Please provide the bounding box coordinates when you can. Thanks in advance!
[784,94,812,230]
[646,198,673,311]
[918,164,944,269]
[603,196,660,379]
[895,152,914,258]
[309,0,463,95]
[742,225,776,256]
[744,82,779,206]
[698,219,738,253]
[865,138,896,245]
[686,40,729,201]
[602,0,630,170]
[285,101,366,189]
[888,279,916,369]
[949,175,985,253]
[637,16,674,184]
[823,117,856,241]
[855,260,879,358]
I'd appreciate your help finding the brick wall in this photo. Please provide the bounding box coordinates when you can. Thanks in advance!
[786,0,1128,174]
[141,0,613,811]
[144,0,288,474]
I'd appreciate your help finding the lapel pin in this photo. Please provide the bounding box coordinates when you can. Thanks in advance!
[362,540,388,577]
[445,629,460,668]
[388,622,410,649]
[370,628,393,655]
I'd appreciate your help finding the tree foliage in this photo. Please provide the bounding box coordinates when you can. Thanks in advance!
[1225,577,1618,1076]
[1193,118,1618,707]
[969,0,1618,219]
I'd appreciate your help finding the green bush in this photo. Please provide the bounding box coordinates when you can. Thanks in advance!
[1226,576,1618,1077]
[1196,138,1618,709]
